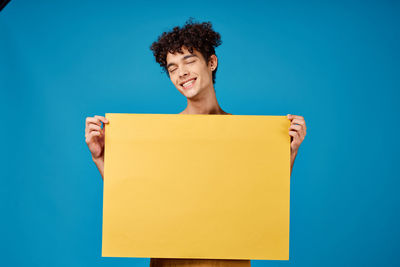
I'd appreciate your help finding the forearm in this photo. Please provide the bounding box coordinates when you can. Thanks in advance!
[290,151,297,176]
[92,156,105,180]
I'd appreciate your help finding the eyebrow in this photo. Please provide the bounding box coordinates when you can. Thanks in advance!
[167,54,198,69]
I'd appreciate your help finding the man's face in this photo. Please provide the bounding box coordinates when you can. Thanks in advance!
[166,46,216,99]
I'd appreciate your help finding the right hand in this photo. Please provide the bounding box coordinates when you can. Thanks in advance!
[85,115,109,160]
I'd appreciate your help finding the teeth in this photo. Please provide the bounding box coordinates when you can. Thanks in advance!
[183,79,195,87]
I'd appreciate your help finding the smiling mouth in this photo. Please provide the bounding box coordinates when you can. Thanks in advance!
[181,78,196,90]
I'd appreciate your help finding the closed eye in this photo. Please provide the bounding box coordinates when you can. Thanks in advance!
[169,60,195,73]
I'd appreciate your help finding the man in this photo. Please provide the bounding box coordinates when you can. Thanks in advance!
[85,19,307,267]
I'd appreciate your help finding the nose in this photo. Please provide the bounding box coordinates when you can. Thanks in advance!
[178,65,189,78]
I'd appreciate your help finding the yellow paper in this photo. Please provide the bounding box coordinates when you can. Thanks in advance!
[102,113,291,260]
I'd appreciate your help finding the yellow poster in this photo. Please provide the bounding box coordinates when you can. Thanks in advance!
[102,113,291,260]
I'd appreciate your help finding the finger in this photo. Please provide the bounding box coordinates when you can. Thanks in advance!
[85,131,101,143]
[287,114,304,121]
[289,124,302,131]
[289,124,306,140]
[86,116,109,127]
[85,128,101,138]
[289,130,301,147]
[292,115,304,120]
[94,115,109,125]
[292,118,305,126]
[292,119,306,134]
[289,123,306,138]
[289,130,299,138]
[88,129,104,139]
[86,117,102,127]
[85,120,101,135]
[88,124,101,131]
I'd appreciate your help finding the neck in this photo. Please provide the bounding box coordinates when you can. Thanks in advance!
[180,85,228,115]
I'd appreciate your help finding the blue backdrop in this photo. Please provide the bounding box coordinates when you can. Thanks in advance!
[1,0,399,266]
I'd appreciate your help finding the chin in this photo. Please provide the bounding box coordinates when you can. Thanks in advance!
[185,89,201,99]
[179,87,197,98]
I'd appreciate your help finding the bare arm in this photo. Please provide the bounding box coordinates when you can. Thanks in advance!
[290,151,297,176]
[85,115,109,181]
[287,114,307,177]
[92,156,105,180]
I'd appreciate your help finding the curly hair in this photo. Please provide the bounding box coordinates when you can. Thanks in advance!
[150,18,222,84]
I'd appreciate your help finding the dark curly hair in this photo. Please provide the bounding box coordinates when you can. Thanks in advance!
[150,18,222,85]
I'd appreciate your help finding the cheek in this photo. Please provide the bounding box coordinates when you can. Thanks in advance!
[169,74,177,85]
[200,68,212,83]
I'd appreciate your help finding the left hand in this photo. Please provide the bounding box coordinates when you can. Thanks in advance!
[287,114,307,156]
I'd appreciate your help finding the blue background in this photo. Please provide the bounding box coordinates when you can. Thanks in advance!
[1,0,399,266]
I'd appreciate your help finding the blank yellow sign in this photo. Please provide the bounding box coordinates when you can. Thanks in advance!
[102,113,291,260]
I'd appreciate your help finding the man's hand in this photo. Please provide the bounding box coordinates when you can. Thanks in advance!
[287,114,307,174]
[85,115,109,160]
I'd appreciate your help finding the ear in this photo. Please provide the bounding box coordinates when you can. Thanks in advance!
[208,54,218,71]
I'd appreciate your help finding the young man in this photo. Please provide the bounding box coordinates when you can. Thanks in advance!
[85,19,307,267]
